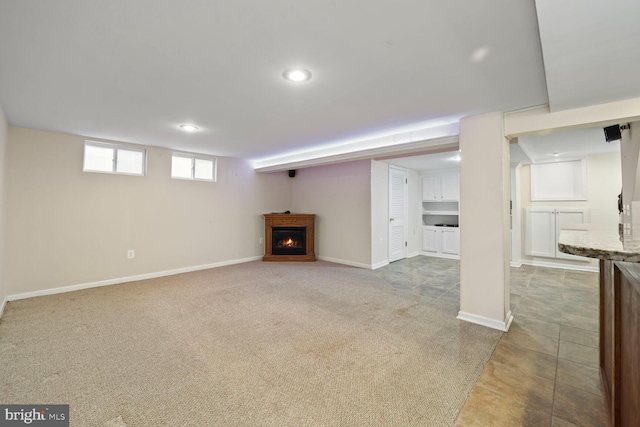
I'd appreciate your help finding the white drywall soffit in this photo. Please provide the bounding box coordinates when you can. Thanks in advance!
[253,122,460,172]
[383,150,461,172]
[504,99,640,140]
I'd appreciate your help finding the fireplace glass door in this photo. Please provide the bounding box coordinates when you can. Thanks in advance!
[272,227,306,255]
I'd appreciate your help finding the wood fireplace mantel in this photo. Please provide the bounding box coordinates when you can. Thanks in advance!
[263,213,315,262]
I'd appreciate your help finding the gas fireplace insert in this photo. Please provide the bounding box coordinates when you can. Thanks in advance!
[263,213,315,262]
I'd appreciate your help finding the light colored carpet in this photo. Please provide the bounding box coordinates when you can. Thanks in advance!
[0,261,502,426]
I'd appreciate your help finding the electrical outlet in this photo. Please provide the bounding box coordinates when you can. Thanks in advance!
[259,237,264,244]
[127,250,135,259]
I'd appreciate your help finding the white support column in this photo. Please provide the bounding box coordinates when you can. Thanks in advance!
[457,112,513,331]
[621,122,640,238]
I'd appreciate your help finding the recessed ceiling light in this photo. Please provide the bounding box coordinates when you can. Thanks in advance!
[553,152,560,157]
[283,68,312,82]
[470,46,490,63]
[180,124,199,132]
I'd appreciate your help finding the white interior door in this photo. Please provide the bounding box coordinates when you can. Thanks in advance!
[389,166,408,262]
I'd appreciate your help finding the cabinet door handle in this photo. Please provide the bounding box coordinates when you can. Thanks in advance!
[390,217,394,222]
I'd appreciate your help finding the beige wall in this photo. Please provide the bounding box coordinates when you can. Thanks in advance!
[370,160,389,267]
[519,151,622,269]
[291,160,372,267]
[6,127,292,295]
[0,105,7,308]
[407,168,421,256]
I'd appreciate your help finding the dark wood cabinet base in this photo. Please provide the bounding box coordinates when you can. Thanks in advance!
[600,260,640,426]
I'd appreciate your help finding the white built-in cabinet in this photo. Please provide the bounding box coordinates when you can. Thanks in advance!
[525,208,590,261]
[422,172,459,201]
[421,171,460,259]
[422,226,460,255]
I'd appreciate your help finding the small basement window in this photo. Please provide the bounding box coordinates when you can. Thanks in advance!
[171,153,216,181]
[83,141,146,176]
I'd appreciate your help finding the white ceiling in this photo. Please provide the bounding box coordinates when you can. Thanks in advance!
[0,1,638,167]
[518,127,620,163]
[535,0,640,112]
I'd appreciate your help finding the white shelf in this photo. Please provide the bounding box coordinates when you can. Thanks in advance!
[423,210,459,215]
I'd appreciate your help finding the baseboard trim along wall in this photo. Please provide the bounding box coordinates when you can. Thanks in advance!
[317,255,372,270]
[6,256,263,304]
[420,252,460,260]
[372,252,421,270]
[520,259,598,273]
[457,310,514,332]
[371,260,389,270]
[0,297,7,320]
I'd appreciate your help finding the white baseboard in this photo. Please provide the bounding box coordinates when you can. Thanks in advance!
[457,310,513,332]
[504,310,514,331]
[420,251,460,260]
[520,259,598,273]
[370,252,420,270]
[6,256,263,303]
[371,260,389,270]
[510,261,523,268]
[317,256,371,270]
[0,296,7,319]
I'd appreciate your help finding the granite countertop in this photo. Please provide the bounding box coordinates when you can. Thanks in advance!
[558,223,640,262]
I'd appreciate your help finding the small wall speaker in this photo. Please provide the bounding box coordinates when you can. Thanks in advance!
[288,170,296,178]
[604,125,622,143]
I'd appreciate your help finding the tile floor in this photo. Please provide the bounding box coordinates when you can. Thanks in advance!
[373,256,607,427]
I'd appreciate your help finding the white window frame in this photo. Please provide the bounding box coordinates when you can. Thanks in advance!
[171,152,217,182]
[83,140,147,176]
